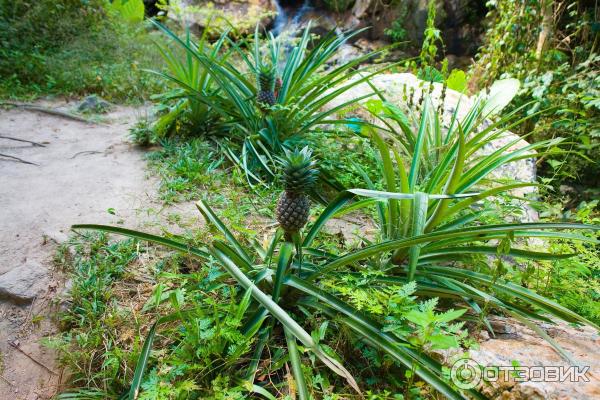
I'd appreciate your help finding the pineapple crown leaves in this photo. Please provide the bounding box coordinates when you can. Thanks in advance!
[277,146,319,194]
[257,63,276,92]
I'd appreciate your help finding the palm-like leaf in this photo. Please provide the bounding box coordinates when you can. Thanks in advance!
[303,88,599,360]
[147,19,232,138]
[149,20,394,186]
[73,198,481,399]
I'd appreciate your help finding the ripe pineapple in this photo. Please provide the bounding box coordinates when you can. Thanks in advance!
[276,147,319,237]
[256,64,276,109]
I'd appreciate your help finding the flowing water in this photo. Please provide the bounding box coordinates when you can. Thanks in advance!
[271,0,313,36]
[271,0,355,64]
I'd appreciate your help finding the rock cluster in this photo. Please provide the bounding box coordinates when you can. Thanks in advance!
[168,0,276,35]
[469,317,600,400]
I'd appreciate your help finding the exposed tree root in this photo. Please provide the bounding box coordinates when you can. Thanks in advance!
[0,101,100,124]
[0,153,39,165]
[0,135,46,147]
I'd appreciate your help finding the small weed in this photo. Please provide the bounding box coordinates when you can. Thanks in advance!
[31,314,44,327]
[130,118,159,146]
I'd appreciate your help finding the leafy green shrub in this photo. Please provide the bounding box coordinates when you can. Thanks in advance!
[521,54,599,185]
[129,118,159,146]
[308,126,381,190]
[145,25,229,140]
[385,19,408,43]
[67,87,599,399]
[418,0,443,69]
[73,199,479,399]
[0,0,162,101]
[536,200,600,325]
[0,0,105,53]
[471,0,599,186]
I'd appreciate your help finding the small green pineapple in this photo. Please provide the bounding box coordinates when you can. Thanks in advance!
[257,64,276,110]
[276,147,319,238]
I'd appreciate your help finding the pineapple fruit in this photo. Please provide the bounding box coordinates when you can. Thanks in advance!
[276,147,319,238]
[257,64,276,110]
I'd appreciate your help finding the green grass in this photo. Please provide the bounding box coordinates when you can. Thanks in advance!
[49,233,143,395]
[0,1,165,102]
[145,138,277,219]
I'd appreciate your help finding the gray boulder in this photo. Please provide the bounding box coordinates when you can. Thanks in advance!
[0,262,49,305]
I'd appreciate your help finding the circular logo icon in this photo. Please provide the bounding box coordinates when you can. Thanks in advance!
[450,358,482,390]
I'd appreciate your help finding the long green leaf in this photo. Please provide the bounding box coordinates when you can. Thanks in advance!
[196,200,253,265]
[303,190,355,248]
[284,327,310,400]
[71,224,210,259]
[210,242,360,392]
[408,99,430,190]
[311,222,598,278]
[129,322,157,399]
[272,242,293,302]
[407,192,428,280]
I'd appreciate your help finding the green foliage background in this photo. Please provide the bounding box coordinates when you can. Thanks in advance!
[471,0,599,186]
[0,0,162,101]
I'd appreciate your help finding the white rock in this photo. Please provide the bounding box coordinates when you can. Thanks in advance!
[322,72,538,220]
[167,0,275,34]
[324,73,535,178]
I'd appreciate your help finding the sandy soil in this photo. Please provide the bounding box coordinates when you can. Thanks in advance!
[0,100,196,399]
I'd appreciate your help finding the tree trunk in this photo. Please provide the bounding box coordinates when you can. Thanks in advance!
[535,0,554,60]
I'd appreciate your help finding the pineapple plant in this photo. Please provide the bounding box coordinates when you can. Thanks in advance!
[256,64,276,110]
[276,147,319,238]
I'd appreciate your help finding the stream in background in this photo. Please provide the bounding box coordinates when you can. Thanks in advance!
[270,0,356,64]
[271,0,313,36]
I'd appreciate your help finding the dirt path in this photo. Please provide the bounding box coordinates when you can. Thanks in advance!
[0,100,175,399]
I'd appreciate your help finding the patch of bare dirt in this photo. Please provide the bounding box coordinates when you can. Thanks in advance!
[0,100,199,399]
